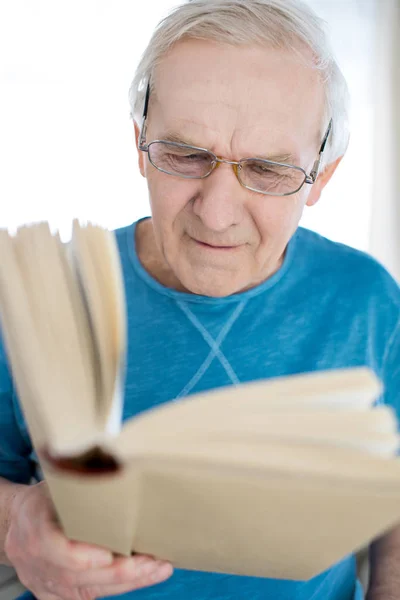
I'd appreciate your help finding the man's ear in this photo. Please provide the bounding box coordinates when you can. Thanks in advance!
[134,121,146,178]
[306,155,343,207]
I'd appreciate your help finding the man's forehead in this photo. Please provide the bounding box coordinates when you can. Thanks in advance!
[154,68,313,124]
[154,39,323,103]
[150,39,324,156]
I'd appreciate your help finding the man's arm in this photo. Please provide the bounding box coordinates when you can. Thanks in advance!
[0,476,27,565]
[366,525,400,600]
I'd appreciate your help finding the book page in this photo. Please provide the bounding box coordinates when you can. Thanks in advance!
[70,221,126,434]
[117,367,384,448]
[0,225,99,455]
[114,406,399,457]
[123,439,400,486]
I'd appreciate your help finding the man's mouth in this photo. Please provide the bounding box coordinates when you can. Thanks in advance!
[194,239,240,250]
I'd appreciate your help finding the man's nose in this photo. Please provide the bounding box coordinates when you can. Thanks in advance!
[192,162,245,232]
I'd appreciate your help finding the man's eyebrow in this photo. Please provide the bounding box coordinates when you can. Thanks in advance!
[256,153,297,164]
[160,132,297,164]
[161,131,200,146]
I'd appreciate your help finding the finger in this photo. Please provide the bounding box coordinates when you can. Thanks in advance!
[37,518,113,571]
[74,554,172,587]
[76,563,173,598]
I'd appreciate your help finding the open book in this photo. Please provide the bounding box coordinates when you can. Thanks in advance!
[1,221,400,581]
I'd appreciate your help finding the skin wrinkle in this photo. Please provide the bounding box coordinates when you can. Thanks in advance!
[158,122,304,169]
[159,111,303,148]
[161,131,297,165]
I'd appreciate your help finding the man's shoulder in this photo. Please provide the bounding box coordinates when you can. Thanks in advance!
[111,218,151,263]
[296,226,385,270]
[112,220,136,250]
[295,226,400,303]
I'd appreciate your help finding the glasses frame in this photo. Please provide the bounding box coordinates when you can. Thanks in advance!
[137,80,333,197]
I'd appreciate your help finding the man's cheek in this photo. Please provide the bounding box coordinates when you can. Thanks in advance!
[271,199,304,230]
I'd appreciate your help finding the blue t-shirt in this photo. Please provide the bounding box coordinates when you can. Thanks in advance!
[1,218,400,600]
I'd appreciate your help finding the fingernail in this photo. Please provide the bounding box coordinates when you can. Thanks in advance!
[152,563,173,581]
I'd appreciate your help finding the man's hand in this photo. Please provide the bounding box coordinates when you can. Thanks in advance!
[4,480,173,599]
[366,525,400,600]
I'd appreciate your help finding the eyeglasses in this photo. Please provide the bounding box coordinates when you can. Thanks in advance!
[137,81,333,197]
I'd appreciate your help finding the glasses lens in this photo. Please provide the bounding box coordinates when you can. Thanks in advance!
[240,159,306,195]
[148,142,214,178]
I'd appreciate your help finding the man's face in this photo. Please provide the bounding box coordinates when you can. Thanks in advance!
[136,39,326,297]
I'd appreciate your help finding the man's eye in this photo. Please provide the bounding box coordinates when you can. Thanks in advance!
[181,153,209,161]
[248,163,291,178]
[166,152,200,160]
[250,164,277,175]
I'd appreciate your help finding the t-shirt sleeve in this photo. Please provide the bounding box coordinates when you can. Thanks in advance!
[0,333,36,484]
[382,321,400,426]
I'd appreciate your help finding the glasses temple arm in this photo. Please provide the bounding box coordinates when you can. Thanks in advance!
[319,118,333,154]
[308,118,333,182]
[138,80,151,148]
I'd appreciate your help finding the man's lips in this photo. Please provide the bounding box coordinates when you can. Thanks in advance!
[193,239,241,250]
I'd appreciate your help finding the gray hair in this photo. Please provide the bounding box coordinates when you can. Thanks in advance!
[128,0,350,170]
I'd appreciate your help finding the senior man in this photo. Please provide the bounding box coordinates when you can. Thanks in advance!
[1,1,400,599]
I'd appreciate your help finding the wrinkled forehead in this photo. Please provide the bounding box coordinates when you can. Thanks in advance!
[150,39,325,157]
